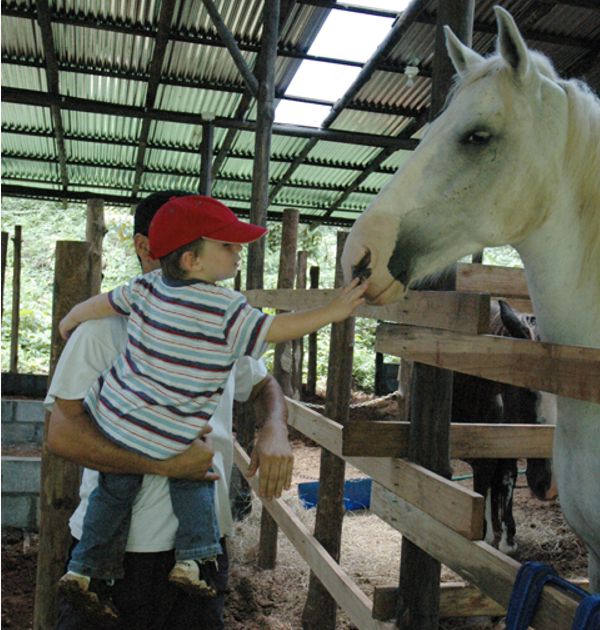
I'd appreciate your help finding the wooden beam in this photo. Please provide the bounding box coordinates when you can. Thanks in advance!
[244,288,491,335]
[370,483,581,630]
[233,442,395,630]
[35,0,68,191]
[373,582,505,620]
[342,421,554,459]
[456,262,530,299]
[372,577,590,621]
[201,0,259,98]
[131,0,175,197]
[285,399,484,540]
[375,324,600,403]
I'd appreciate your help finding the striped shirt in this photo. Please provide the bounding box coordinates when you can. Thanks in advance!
[83,270,273,459]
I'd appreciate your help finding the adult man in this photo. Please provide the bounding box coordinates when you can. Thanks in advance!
[46,191,293,629]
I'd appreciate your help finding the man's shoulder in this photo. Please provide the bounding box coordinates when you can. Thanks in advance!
[75,317,127,345]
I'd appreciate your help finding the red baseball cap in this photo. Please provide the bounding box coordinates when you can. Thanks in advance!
[148,195,268,259]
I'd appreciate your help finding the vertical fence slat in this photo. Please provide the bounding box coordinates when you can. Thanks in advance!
[9,225,22,373]
[302,232,354,630]
[34,240,93,630]
[294,250,307,397]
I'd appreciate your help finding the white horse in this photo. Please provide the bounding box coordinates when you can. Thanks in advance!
[342,7,600,591]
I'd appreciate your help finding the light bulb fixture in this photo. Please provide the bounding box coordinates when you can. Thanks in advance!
[404,65,419,88]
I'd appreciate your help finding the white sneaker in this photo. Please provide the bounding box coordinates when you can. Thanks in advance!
[168,559,218,598]
[58,571,119,624]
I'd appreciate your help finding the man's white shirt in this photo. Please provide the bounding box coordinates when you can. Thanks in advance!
[45,317,267,552]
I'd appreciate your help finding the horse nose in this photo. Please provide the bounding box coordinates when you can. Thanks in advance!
[351,249,372,282]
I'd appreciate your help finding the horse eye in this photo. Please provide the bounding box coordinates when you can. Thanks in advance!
[463,130,492,145]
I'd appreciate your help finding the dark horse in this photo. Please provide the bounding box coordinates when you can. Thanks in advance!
[453,300,553,554]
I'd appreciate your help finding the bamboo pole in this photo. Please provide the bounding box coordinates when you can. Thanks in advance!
[396,3,474,628]
[86,198,106,295]
[302,232,355,630]
[199,119,214,195]
[9,226,22,373]
[307,266,320,395]
[33,240,93,629]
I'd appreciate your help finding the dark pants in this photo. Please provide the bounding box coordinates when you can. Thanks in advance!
[57,538,229,630]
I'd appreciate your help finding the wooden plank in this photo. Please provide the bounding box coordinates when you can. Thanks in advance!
[372,578,590,621]
[342,421,554,459]
[373,582,505,620]
[370,483,581,630]
[286,400,484,540]
[376,324,600,403]
[457,262,529,298]
[244,288,491,335]
[233,442,395,630]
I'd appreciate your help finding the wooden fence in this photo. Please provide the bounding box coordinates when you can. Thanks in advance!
[238,262,598,629]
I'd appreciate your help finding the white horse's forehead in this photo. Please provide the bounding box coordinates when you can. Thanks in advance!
[447,73,508,123]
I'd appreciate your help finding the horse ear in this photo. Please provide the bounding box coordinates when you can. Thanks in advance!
[444,26,482,77]
[498,300,532,340]
[495,6,530,79]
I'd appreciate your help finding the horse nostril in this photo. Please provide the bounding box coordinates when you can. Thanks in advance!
[352,249,372,282]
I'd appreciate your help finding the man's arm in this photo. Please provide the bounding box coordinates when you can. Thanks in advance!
[47,398,218,480]
[246,373,294,499]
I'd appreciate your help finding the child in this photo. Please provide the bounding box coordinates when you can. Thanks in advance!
[57,195,366,618]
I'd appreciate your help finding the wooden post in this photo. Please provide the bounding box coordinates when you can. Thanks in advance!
[302,232,354,630]
[273,209,299,398]
[307,265,320,396]
[34,241,93,630]
[294,250,308,396]
[199,119,214,195]
[86,199,106,295]
[396,3,474,629]
[1,230,8,318]
[9,225,22,373]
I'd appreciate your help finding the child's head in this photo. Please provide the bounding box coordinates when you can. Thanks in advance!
[148,195,267,282]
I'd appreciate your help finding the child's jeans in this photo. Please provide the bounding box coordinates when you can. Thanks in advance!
[68,473,222,580]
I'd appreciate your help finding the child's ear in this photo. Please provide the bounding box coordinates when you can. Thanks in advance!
[179,250,199,272]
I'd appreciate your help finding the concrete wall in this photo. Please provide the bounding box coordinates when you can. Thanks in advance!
[2,399,45,529]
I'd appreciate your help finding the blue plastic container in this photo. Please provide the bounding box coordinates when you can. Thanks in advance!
[297,478,372,511]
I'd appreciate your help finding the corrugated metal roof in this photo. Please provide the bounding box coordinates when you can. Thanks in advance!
[2,0,600,225]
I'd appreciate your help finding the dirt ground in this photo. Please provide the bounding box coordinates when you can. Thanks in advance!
[1,393,588,629]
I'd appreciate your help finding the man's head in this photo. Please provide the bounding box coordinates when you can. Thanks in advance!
[147,195,267,282]
[133,190,189,273]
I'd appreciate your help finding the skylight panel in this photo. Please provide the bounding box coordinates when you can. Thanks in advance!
[275,0,411,128]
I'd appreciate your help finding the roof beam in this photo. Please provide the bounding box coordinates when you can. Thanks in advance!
[35,0,68,192]
[131,0,175,198]
[201,0,259,98]
[0,184,358,227]
[2,88,418,150]
[269,0,426,202]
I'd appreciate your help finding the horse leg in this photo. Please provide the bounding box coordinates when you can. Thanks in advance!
[496,460,518,555]
[471,459,497,546]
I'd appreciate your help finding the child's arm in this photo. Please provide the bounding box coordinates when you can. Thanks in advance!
[265,278,367,344]
[59,293,119,340]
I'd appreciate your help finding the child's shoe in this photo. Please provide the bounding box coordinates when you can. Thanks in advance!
[58,571,119,625]
[168,559,218,598]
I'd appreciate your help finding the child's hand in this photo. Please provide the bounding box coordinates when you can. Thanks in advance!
[58,313,78,340]
[327,278,368,323]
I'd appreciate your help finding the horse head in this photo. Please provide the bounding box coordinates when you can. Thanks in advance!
[342,7,569,304]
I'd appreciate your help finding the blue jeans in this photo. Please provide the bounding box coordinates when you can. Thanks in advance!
[68,473,222,580]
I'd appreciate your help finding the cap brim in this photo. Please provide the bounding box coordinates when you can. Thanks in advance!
[205,220,268,244]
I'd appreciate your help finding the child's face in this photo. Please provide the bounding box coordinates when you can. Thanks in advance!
[191,239,243,282]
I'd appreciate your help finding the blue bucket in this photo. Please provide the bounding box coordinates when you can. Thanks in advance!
[297,478,372,511]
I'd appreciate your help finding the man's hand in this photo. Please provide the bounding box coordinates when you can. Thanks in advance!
[156,427,219,481]
[247,424,293,499]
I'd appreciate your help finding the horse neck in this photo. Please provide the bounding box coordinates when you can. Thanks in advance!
[516,86,600,348]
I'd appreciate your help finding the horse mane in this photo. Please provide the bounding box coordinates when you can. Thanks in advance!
[450,51,600,290]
